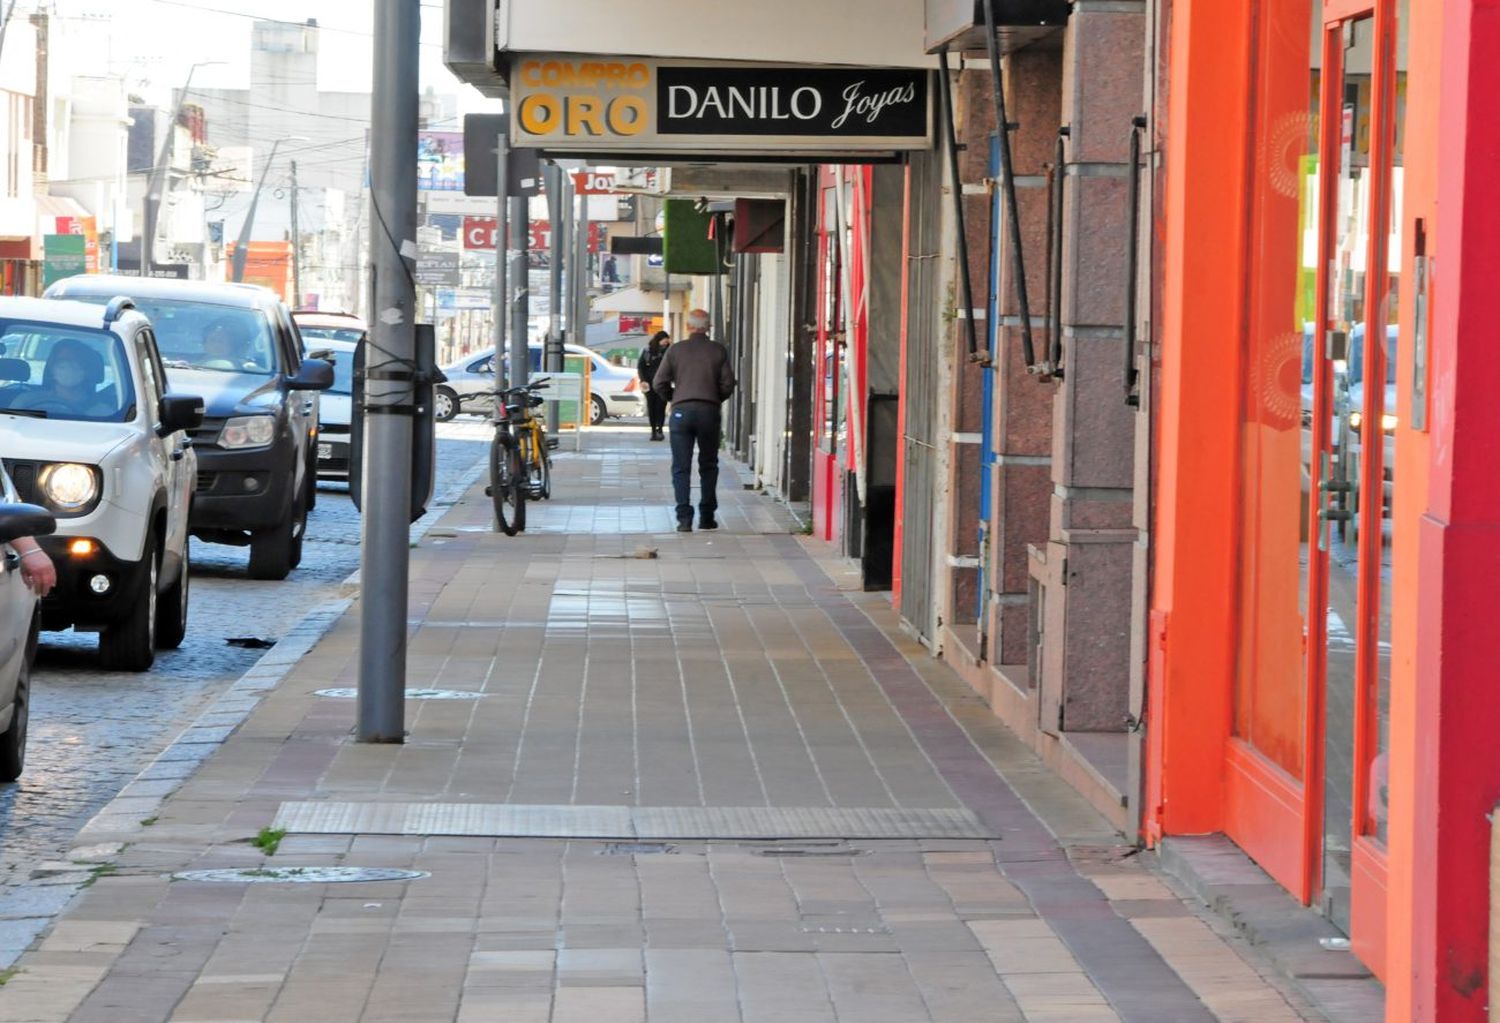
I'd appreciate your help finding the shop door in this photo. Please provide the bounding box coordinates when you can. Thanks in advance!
[812,171,846,544]
[1309,1,1404,973]
[1229,0,1404,976]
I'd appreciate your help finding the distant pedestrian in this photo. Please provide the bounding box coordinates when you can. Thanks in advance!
[636,330,671,441]
[603,254,620,283]
[650,310,736,532]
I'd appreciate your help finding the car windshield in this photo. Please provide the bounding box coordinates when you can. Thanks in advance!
[299,325,365,344]
[1348,326,1398,386]
[0,321,137,423]
[68,296,277,376]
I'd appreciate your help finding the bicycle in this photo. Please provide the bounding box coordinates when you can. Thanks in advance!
[488,378,550,536]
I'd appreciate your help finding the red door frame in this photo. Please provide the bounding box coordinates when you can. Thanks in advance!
[1386,3,1500,1017]
[812,169,840,543]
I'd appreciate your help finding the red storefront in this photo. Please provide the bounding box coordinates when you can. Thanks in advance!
[1150,0,1500,1016]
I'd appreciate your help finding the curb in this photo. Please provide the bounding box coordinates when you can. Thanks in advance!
[76,454,489,845]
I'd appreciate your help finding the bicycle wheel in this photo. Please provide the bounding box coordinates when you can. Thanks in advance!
[534,427,553,499]
[490,433,526,536]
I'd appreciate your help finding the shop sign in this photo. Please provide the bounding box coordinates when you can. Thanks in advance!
[462,217,603,253]
[511,57,931,154]
[42,234,87,287]
[415,250,462,286]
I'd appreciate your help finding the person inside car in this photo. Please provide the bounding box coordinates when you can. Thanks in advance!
[201,319,249,371]
[12,339,116,418]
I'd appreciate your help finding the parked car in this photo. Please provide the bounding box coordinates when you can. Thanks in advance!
[435,343,642,425]
[293,312,366,480]
[0,296,202,670]
[47,277,332,580]
[0,469,54,781]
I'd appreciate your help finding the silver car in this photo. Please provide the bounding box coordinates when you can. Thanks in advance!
[0,468,55,781]
[436,343,642,425]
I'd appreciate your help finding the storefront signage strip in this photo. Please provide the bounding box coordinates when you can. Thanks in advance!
[510,56,932,153]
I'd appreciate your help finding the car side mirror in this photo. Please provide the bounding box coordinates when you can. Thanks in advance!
[0,503,56,544]
[158,395,205,436]
[288,358,334,391]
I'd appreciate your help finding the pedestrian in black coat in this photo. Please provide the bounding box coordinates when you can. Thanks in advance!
[637,330,671,440]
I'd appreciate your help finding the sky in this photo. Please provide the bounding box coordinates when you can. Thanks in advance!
[41,0,487,112]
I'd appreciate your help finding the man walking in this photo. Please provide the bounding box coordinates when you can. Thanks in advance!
[650,309,736,532]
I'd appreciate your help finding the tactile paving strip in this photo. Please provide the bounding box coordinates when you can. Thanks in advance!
[272,802,995,841]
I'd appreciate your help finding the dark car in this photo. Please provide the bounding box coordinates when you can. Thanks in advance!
[46,277,332,580]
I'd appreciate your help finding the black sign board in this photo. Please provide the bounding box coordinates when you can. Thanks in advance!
[463,113,542,198]
[656,67,928,139]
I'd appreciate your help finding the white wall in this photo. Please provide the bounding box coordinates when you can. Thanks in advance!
[0,18,38,241]
[502,0,934,68]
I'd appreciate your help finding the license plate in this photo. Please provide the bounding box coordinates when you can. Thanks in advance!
[318,442,333,460]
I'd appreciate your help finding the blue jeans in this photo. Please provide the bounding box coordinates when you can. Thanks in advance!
[668,402,722,523]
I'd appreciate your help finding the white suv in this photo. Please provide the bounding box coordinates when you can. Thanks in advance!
[0,296,204,671]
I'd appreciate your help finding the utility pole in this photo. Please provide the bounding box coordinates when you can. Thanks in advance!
[288,159,302,308]
[232,135,307,283]
[143,60,224,278]
[356,0,419,744]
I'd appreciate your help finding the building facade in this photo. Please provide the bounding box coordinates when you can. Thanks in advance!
[442,0,1499,1016]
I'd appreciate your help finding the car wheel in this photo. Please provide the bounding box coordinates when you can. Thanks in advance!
[0,617,36,782]
[156,539,190,650]
[100,541,158,672]
[305,458,318,511]
[435,386,459,423]
[248,490,303,580]
[590,394,607,426]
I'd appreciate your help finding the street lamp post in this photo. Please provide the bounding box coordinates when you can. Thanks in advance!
[143,60,225,277]
[231,135,309,284]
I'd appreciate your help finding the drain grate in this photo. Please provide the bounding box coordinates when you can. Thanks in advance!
[174,867,428,884]
[313,688,484,701]
[599,842,677,856]
[271,802,994,841]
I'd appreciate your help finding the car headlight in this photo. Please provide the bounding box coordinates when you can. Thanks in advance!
[219,415,278,449]
[1349,411,1363,431]
[40,463,100,511]
[1381,413,1398,433]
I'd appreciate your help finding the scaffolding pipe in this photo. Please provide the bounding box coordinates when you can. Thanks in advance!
[936,50,987,366]
[981,0,1039,373]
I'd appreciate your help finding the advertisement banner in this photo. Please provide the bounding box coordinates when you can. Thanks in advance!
[511,57,932,154]
[462,217,603,253]
[418,131,466,191]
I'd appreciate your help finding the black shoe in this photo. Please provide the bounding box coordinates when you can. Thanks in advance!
[676,522,693,533]
[699,518,718,531]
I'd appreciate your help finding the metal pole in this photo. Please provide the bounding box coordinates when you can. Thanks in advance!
[573,189,589,352]
[355,0,419,744]
[509,193,530,387]
[492,117,509,391]
[544,164,564,432]
[289,159,302,307]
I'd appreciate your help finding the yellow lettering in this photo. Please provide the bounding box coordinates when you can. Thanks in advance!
[608,96,648,136]
[567,95,605,136]
[520,61,542,87]
[627,63,651,88]
[517,95,560,136]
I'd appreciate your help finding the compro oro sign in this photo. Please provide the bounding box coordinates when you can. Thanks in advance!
[510,57,932,155]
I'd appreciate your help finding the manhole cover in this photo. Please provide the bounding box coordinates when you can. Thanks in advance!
[313,688,484,700]
[173,867,429,884]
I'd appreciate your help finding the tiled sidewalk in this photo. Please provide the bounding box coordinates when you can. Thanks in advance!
[0,430,1325,1022]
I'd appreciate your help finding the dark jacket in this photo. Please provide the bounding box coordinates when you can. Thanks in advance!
[652,332,736,406]
[637,343,667,384]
